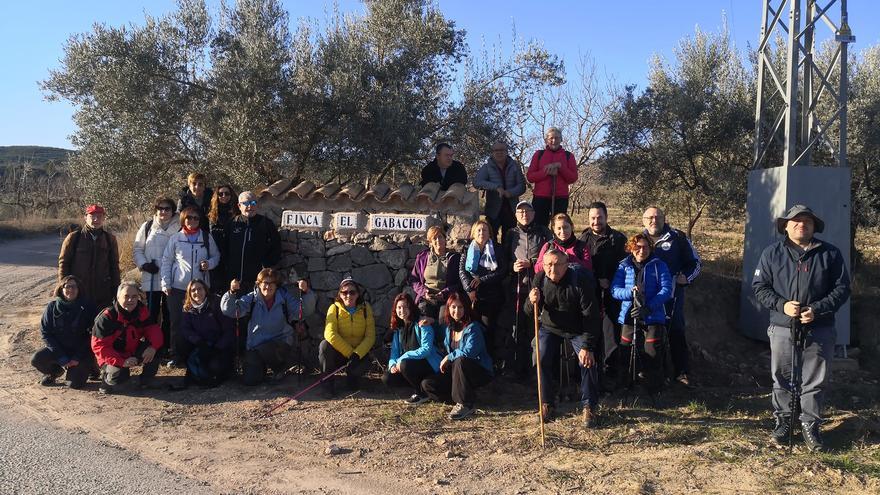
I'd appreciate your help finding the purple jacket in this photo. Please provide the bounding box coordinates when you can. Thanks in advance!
[180,294,235,349]
[409,249,462,304]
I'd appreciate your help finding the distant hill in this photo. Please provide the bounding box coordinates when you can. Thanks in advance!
[0,146,75,169]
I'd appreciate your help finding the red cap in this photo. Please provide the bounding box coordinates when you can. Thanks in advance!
[85,204,105,215]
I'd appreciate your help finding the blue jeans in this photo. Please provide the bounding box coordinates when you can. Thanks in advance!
[537,328,599,409]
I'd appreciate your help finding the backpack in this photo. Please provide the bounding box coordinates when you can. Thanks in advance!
[249,291,291,324]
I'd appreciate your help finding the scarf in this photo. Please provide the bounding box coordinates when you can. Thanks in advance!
[400,322,420,353]
[554,234,577,249]
[465,239,498,273]
[191,299,208,311]
[53,296,78,320]
[182,225,200,237]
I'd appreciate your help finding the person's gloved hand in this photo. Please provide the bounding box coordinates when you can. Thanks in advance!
[629,304,646,320]
[348,353,361,367]
[140,262,160,274]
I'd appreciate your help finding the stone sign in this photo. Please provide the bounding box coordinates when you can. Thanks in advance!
[332,212,362,231]
[281,210,327,230]
[367,213,430,233]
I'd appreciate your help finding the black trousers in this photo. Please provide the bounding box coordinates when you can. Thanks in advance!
[242,340,291,386]
[318,340,370,385]
[532,196,569,229]
[31,347,95,389]
[381,358,435,395]
[487,203,516,244]
[619,324,666,394]
[421,358,492,406]
[101,341,160,388]
[473,296,503,359]
[178,339,234,386]
[145,291,171,357]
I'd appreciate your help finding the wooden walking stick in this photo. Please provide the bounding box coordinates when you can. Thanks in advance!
[533,300,546,448]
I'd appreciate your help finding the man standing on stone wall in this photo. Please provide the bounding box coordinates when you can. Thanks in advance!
[474,141,525,243]
[419,142,468,191]
[753,205,850,452]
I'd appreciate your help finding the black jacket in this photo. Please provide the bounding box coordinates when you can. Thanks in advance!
[503,221,553,286]
[419,159,468,191]
[177,186,213,217]
[224,214,282,290]
[459,244,507,303]
[40,298,97,365]
[580,226,628,282]
[524,269,601,351]
[752,238,850,328]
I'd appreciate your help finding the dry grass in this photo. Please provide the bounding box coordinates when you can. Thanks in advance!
[0,216,79,242]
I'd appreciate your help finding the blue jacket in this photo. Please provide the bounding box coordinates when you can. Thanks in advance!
[388,322,442,372]
[442,321,493,375]
[644,224,701,284]
[611,255,674,325]
[40,298,97,366]
[221,287,316,350]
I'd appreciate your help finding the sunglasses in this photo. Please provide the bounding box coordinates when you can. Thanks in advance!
[218,191,231,197]
[340,290,358,296]
[156,206,172,212]
[184,215,200,221]
[633,245,650,251]
[240,200,257,207]
[62,284,78,289]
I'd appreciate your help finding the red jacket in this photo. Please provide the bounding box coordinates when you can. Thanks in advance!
[91,302,163,367]
[526,148,578,198]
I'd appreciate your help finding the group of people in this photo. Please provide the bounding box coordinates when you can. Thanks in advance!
[34,135,850,450]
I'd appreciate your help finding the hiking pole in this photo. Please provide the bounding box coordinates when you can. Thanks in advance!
[148,259,155,314]
[262,362,350,418]
[295,284,306,385]
[549,175,558,224]
[533,300,546,448]
[234,305,242,375]
[788,317,804,452]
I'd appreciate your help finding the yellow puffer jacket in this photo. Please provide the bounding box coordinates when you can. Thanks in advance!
[324,301,376,358]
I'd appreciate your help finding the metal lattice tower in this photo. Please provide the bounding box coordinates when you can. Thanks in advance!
[752,0,855,170]
[740,0,855,346]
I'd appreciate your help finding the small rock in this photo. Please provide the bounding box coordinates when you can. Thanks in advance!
[435,479,449,486]
[325,445,343,456]
[445,450,455,459]
[434,437,447,446]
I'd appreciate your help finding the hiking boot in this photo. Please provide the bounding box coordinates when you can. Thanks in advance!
[676,373,693,387]
[98,384,114,395]
[801,421,825,452]
[404,394,429,405]
[582,407,598,429]
[449,403,475,420]
[769,416,792,446]
[540,403,554,423]
[39,374,56,386]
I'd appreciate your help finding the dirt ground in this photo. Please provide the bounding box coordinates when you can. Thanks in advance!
[1,235,879,494]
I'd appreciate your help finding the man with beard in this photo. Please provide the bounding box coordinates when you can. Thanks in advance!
[579,201,628,384]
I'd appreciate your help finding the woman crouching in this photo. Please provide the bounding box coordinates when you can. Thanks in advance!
[179,279,235,387]
[382,293,441,404]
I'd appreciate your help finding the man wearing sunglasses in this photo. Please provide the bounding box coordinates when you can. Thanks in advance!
[224,191,282,296]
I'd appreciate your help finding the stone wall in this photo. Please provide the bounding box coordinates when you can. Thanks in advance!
[277,228,436,368]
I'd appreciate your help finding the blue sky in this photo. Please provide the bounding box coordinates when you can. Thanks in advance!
[2,0,878,149]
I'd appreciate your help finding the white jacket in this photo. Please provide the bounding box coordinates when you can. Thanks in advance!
[160,230,220,291]
[133,214,180,291]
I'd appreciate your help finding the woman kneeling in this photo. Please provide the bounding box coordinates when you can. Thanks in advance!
[221,268,315,386]
[179,279,235,387]
[421,292,493,420]
[382,293,441,404]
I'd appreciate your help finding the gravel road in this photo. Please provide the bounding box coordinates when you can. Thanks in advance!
[0,407,216,494]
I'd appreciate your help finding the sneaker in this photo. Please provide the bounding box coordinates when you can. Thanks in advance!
[540,403,554,423]
[676,373,693,387]
[404,394,429,405]
[770,416,792,446]
[39,374,56,386]
[801,421,825,452]
[98,384,113,395]
[582,407,598,429]
[449,403,475,420]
